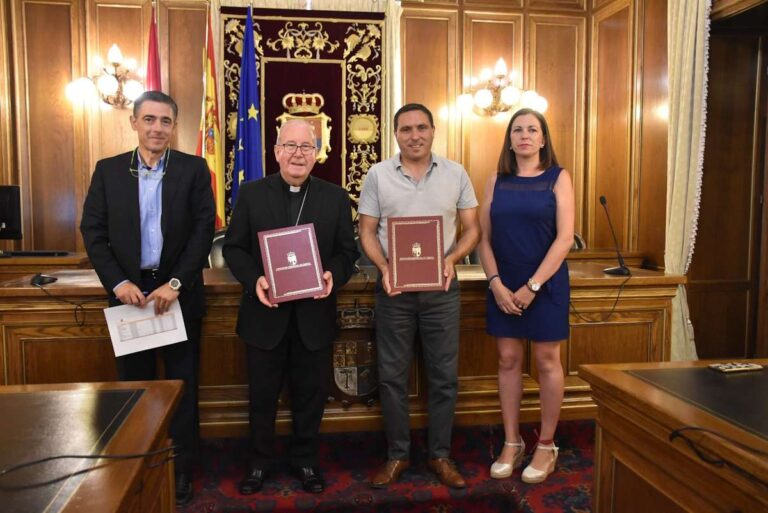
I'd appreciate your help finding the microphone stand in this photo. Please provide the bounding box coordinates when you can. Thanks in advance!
[600,196,631,276]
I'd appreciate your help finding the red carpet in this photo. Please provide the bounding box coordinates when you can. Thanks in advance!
[179,420,593,513]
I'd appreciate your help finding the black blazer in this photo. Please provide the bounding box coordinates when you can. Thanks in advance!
[222,173,359,350]
[80,149,216,319]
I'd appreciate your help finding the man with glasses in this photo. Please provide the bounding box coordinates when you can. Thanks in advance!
[80,91,215,505]
[223,119,358,494]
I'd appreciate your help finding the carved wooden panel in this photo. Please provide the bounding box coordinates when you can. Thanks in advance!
[165,4,205,155]
[199,319,247,386]
[569,315,659,372]
[635,0,667,267]
[401,8,460,160]
[0,0,14,207]
[529,0,586,11]
[14,0,80,251]
[91,1,144,161]
[588,1,633,249]
[711,0,768,19]
[529,13,586,236]
[462,0,523,9]
[461,11,523,204]
[592,0,618,11]
[2,321,114,384]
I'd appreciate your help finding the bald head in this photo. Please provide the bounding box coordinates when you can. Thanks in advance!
[277,119,316,144]
[274,119,318,186]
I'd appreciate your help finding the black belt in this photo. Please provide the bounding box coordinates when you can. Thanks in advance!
[140,269,161,279]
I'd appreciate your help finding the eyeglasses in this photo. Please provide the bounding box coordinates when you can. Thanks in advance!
[277,143,317,155]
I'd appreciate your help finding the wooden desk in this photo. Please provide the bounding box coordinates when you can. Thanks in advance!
[580,361,768,513]
[0,263,683,437]
[0,253,90,282]
[0,380,181,513]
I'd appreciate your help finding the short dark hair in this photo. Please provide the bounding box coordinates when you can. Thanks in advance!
[497,108,559,176]
[132,91,178,119]
[394,103,434,131]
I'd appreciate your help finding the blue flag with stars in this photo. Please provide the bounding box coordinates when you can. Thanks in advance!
[231,6,263,205]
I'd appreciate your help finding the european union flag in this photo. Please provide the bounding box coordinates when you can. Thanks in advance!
[231,6,263,205]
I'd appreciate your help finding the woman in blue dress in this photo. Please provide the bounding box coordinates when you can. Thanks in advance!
[477,108,574,484]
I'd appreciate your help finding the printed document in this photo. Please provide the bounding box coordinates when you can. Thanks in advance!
[104,300,187,357]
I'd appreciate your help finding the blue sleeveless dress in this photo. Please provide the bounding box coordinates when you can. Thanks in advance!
[486,166,569,341]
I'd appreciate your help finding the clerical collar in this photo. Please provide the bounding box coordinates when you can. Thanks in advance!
[281,175,310,193]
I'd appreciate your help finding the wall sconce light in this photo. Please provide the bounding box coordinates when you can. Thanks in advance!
[66,44,145,109]
[458,58,548,116]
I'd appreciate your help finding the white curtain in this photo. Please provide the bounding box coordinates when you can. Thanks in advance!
[665,0,711,361]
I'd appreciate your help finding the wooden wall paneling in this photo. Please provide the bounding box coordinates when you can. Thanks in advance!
[712,0,768,20]
[528,0,586,12]
[90,0,143,162]
[0,0,14,188]
[529,13,586,237]
[401,8,460,161]
[634,0,667,268]
[162,1,205,155]
[588,0,633,250]
[0,0,17,254]
[591,0,618,12]
[462,0,523,9]
[13,0,82,252]
[689,34,762,359]
[401,0,458,6]
[461,11,523,204]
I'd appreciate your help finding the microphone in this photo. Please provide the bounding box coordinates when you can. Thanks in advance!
[599,196,630,276]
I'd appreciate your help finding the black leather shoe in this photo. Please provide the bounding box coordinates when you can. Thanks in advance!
[239,467,268,495]
[175,472,193,506]
[292,466,325,493]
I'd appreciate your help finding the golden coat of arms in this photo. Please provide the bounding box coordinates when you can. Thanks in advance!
[276,92,332,163]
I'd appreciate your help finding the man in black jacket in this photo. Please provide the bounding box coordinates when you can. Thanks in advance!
[80,91,215,506]
[223,119,358,494]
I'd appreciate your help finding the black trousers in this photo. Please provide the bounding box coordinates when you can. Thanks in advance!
[246,308,331,470]
[114,276,201,475]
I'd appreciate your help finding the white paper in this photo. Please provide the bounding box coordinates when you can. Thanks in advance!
[104,300,188,357]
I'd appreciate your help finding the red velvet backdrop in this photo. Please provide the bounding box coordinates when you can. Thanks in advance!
[221,8,385,223]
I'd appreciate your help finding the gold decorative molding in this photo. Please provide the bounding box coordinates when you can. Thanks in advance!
[266,21,340,61]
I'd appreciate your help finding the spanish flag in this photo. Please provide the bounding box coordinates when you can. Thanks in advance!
[196,9,225,228]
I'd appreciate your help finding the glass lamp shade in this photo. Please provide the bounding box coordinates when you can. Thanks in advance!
[530,95,548,113]
[520,90,540,109]
[493,58,507,77]
[96,74,119,96]
[65,77,97,103]
[106,44,124,65]
[500,86,521,106]
[474,88,494,109]
[457,93,474,113]
[123,80,144,101]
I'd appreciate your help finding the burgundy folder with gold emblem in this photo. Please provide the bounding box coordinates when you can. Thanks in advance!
[387,215,444,292]
[258,223,324,303]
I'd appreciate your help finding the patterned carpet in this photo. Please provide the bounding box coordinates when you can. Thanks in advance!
[179,420,594,513]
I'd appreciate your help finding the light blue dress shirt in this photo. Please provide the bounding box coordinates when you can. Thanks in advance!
[137,152,165,270]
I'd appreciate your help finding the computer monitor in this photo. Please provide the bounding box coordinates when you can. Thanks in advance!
[0,185,22,240]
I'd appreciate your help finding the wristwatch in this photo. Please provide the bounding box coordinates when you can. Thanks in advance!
[526,278,541,293]
[169,278,182,291]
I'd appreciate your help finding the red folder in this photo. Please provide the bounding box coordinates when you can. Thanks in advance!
[258,223,324,303]
[387,215,444,292]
